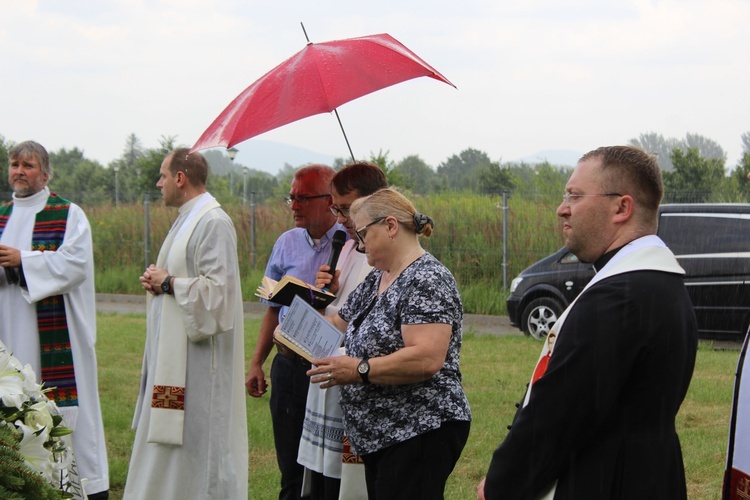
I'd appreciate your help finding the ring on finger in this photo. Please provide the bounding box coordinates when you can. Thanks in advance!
[326,372,332,380]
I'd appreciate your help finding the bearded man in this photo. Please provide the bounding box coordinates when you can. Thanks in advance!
[0,140,109,499]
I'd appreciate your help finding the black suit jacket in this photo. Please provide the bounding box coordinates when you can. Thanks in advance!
[484,270,698,499]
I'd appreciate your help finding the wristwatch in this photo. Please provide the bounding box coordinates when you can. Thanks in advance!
[161,275,173,295]
[357,356,371,385]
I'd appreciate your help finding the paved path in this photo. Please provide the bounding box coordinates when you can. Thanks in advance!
[95,294,742,349]
[95,293,522,337]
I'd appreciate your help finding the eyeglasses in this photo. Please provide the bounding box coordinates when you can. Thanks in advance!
[285,194,330,206]
[329,205,351,218]
[355,217,386,245]
[562,193,621,207]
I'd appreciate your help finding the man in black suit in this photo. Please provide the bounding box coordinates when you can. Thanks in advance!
[479,145,698,500]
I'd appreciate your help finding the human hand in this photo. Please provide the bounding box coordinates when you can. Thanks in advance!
[140,264,168,295]
[140,269,156,295]
[315,265,339,294]
[0,245,21,268]
[245,365,268,397]
[307,355,358,389]
[477,477,486,500]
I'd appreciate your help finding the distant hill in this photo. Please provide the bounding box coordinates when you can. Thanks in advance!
[219,140,337,175]
[513,150,583,167]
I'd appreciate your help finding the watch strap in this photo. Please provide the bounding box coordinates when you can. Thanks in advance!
[162,275,173,294]
[357,356,371,385]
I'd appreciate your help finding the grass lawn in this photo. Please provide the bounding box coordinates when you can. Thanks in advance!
[96,313,734,500]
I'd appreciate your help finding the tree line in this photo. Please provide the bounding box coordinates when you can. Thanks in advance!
[1,131,750,205]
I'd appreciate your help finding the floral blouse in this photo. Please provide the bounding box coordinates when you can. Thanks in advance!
[338,252,472,455]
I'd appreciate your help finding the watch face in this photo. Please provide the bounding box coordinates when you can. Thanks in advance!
[358,360,369,374]
[161,279,170,292]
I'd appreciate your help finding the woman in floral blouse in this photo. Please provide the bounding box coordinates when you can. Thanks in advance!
[308,188,472,499]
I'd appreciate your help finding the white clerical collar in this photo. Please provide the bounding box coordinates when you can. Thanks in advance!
[12,186,50,207]
[173,192,215,238]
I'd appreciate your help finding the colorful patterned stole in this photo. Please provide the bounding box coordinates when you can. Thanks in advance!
[0,194,78,407]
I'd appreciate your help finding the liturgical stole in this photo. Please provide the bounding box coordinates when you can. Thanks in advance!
[524,235,685,500]
[0,194,79,407]
[147,194,220,445]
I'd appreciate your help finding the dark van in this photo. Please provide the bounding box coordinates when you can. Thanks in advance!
[507,203,750,341]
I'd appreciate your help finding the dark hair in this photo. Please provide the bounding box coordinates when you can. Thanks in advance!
[167,148,208,186]
[331,161,388,197]
[579,145,663,214]
[9,141,52,180]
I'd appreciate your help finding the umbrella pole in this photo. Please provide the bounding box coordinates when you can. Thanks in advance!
[334,108,356,161]
[299,22,354,161]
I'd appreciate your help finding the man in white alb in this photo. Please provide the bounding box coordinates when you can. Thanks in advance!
[0,140,109,499]
[124,148,247,500]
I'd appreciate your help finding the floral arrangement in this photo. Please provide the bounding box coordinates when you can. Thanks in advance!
[0,341,76,499]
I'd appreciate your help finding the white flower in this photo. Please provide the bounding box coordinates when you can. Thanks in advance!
[0,349,23,371]
[20,362,45,399]
[0,341,73,492]
[25,401,54,432]
[45,398,62,417]
[16,420,56,480]
[0,354,26,409]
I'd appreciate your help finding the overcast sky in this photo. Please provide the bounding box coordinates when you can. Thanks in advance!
[2,0,748,173]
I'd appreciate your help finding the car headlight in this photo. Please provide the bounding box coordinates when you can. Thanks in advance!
[510,276,523,293]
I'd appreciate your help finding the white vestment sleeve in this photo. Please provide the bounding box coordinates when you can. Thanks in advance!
[19,205,92,305]
[174,214,239,342]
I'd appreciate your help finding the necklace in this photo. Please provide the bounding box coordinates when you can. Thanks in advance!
[381,246,422,290]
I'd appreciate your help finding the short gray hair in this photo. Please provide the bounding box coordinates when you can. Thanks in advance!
[9,141,52,180]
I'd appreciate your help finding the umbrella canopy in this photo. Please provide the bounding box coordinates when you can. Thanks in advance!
[190,33,455,154]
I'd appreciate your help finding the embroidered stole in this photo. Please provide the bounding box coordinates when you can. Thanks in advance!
[0,195,78,407]
[147,195,220,445]
[524,235,685,499]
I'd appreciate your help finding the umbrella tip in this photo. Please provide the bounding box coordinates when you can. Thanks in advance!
[300,22,311,43]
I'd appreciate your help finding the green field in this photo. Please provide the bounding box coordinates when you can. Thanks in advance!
[97,313,734,500]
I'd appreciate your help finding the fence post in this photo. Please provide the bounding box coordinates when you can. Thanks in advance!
[144,192,150,270]
[250,191,256,268]
[502,191,508,290]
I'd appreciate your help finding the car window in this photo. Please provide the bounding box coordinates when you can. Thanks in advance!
[559,251,582,264]
[659,213,750,255]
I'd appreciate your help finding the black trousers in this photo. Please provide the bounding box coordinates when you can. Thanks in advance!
[360,420,471,500]
[309,470,341,500]
[270,353,311,500]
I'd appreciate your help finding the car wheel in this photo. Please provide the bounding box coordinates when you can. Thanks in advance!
[521,297,563,341]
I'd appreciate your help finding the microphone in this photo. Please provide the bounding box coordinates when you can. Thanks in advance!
[323,230,347,292]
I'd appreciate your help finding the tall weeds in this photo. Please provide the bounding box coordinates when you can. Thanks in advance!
[89,192,565,315]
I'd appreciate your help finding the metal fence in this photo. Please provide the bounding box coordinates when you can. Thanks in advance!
[4,189,749,293]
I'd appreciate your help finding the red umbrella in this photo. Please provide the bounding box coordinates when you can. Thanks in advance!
[190,32,455,159]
